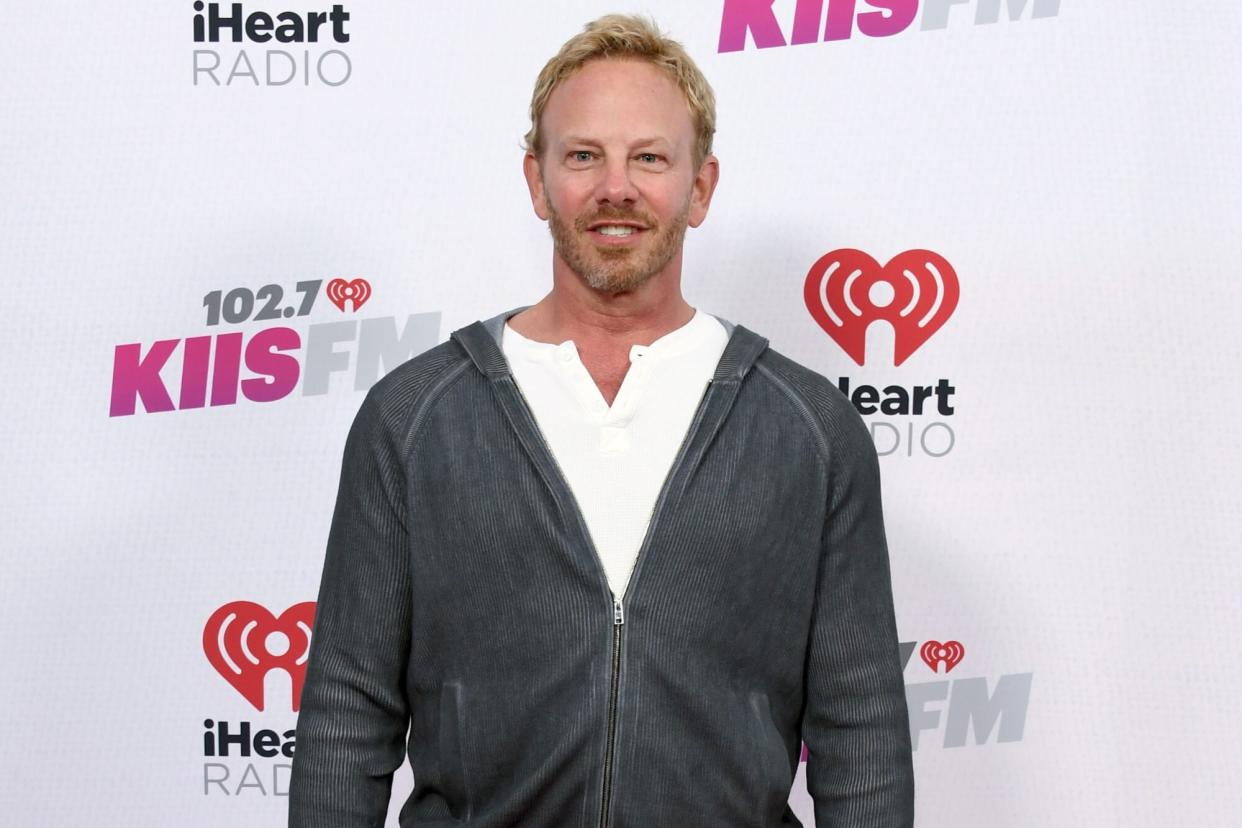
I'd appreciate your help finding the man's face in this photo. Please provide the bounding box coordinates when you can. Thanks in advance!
[524,58,718,294]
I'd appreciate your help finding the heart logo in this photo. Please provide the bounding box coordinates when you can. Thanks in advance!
[803,248,959,366]
[326,277,372,312]
[203,601,316,711]
[919,639,965,673]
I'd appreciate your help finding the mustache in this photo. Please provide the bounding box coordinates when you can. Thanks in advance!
[573,207,657,230]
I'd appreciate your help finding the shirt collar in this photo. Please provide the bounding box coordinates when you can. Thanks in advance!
[503,308,716,363]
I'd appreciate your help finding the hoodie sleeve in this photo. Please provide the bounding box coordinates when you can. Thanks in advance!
[289,389,412,827]
[801,402,915,826]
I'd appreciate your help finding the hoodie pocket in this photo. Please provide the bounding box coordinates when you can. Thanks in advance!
[439,680,473,821]
[747,690,794,826]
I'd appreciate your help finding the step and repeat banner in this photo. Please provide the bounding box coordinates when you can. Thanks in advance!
[4,1,1240,825]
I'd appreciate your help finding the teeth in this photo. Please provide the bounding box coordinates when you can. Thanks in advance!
[596,226,636,236]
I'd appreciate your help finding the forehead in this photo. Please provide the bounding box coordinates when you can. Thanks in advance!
[542,57,694,148]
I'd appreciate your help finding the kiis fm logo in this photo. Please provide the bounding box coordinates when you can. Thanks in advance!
[805,248,958,457]
[109,277,441,417]
[201,601,315,797]
[192,2,353,87]
[719,0,1060,52]
[797,635,1030,760]
[900,637,1033,750]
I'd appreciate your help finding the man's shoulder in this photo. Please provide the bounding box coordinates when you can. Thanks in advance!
[375,335,469,391]
[356,335,473,438]
[750,341,855,422]
[747,338,871,464]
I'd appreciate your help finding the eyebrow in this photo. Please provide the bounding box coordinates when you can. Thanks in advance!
[560,136,672,149]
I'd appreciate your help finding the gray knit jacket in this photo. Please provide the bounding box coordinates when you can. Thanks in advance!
[288,306,914,827]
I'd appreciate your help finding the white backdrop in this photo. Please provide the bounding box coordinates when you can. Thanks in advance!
[3,1,1241,825]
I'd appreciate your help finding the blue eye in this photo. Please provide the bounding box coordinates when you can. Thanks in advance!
[573,151,593,162]
[638,153,659,163]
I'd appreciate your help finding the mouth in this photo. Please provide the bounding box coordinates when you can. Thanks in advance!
[585,222,648,245]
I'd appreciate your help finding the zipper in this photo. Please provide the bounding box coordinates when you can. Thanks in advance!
[599,596,624,828]
[595,381,716,827]
[503,376,718,828]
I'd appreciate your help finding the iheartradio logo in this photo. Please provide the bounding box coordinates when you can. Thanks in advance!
[326,277,371,312]
[920,639,965,674]
[203,601,316,712]
[804,249,959,366]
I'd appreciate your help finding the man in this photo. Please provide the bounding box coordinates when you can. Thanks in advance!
[290,14,913,828]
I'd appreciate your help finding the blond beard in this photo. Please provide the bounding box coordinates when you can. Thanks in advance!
[546,194,691,294]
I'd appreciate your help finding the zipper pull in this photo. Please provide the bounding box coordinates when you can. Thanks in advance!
[613,597,624,626]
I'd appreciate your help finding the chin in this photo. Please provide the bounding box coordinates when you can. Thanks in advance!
[583,268,658,294]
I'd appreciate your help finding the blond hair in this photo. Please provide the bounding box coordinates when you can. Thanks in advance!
[524,14,717,167]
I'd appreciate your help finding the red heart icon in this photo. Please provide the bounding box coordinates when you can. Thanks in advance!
[203,601,316,711]
[919,639,965,674]
[326,277,372,312]
[804,248,959,366]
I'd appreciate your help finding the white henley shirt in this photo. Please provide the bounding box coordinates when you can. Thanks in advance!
[501,308,729,598]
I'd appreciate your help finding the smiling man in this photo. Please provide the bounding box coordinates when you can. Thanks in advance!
[290,14,914,828]
[524,52,711,301]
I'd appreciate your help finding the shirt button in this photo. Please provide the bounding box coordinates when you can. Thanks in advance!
[559,349,573,362]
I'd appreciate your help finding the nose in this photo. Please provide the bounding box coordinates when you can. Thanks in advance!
[595,155,639,206]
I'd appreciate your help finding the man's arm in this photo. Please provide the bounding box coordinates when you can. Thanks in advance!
[801,408,914,826]
[289,390,412,827]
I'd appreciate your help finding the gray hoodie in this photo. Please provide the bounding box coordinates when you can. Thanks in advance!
[289,306,914,827]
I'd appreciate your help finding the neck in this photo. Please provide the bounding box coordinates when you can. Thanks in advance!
[510,251,695,349]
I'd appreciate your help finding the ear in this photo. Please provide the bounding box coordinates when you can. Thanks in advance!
[687,154,720,228]
[523,152,549,221]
